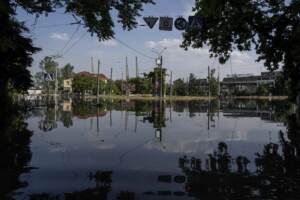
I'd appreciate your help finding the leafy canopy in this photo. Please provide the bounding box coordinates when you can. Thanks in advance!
[182,0,300,100]
[1,0,154,97]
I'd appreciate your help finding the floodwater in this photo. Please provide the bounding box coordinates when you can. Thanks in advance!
[2,99,300,200]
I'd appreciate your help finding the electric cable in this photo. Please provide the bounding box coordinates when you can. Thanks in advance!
[114,37,156,60]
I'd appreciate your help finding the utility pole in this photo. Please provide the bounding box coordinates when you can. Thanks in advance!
[121,71,124,96]
[152,47,167,98]
[110,67,113,96]
[160,56,163,98]
[135,56,139,78]
[97,60,100,105]
[208,66,211,99]
[54,67,58,122]
[91,56,94,73]
[55,67,58,99]
[218,65,221,97]
[169,71,173,98]
[125,56,129,96]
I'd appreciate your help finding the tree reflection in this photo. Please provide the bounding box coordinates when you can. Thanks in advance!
[29,171,113,200]
[38,105,58,132]
[0,102,33,200]
[179,117,300,200]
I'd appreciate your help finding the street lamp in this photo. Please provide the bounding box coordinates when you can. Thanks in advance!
[152,47,167,98]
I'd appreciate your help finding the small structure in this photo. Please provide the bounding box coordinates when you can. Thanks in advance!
[63,99,72,112]
[27,87,42,96]
[26,87,42,100]
[63,78,73,92]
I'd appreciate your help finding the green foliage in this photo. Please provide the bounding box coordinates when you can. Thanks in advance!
[128,77,152,94]
[1,0,154,98]
[146,68,167,96]
[173,73,219,96]
[39,56,58,74]
[182,0,300,101]
[72,75,120,95]
[256,84,270,96]
[173,79,187,96]
[72,75,95,94]
[0,1,39,98]
[61,63,74,79]
[271,73,289,96]
[34,72,44,86]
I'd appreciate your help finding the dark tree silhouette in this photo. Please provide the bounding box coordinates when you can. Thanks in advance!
[0,102,33,200]
[179,124,300,200]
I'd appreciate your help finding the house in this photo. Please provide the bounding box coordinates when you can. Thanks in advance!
[63,78,73,92]
[221,71,280,95]
[77,71,108,83]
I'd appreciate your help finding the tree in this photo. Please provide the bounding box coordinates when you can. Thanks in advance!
[72,75,94,95]
[257,84,270,96]
[61,63,74,79]
[128,77,152,94]
[39,56,58,74]
[1,0,154,99]
[33,72,44,87]
[188,73,198,96]
[173,79,187,96]
[182,0,300,101]
[208,69,218,96]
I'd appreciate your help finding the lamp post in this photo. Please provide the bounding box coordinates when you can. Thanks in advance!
[152,47,167,98]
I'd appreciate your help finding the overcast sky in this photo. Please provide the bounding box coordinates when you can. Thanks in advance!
[17,0,267,80]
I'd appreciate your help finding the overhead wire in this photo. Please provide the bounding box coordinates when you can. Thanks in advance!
[62,31,88,56]
[58,23,81,55]
[34,22,82,29]
[114,37,156,60]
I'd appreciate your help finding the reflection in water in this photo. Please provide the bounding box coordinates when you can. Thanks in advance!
[0,102,33,200]
[179,132,300,199]
[143,100,166,142]
[4,98,300,199]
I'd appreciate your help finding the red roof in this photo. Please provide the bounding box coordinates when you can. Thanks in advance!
[77,71,108,80]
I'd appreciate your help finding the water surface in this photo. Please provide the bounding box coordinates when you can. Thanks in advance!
[3,99,300,199]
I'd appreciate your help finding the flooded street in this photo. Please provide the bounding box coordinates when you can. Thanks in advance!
[5,99,298,199]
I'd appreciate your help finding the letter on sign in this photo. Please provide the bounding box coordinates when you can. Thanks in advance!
[159,17,173,31]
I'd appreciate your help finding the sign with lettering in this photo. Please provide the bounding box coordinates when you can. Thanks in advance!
[174,17,188,30]
[159,17,173,31]
[143,17,158,29]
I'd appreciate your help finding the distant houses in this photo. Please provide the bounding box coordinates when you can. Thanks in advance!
[63,78,73,93]
[63,71,109,95]
[221,71,280,96]
[77,71,108,83]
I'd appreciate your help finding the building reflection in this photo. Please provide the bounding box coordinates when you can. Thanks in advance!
[143,100,166,142]
[10,125,300,200]
[3,98,300,200]
[35,98,291,133]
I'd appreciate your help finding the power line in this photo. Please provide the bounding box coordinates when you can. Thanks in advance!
[34,22,81,29]
[59,24,81,54]
[114,37,155,60]
[62,31,88,56]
